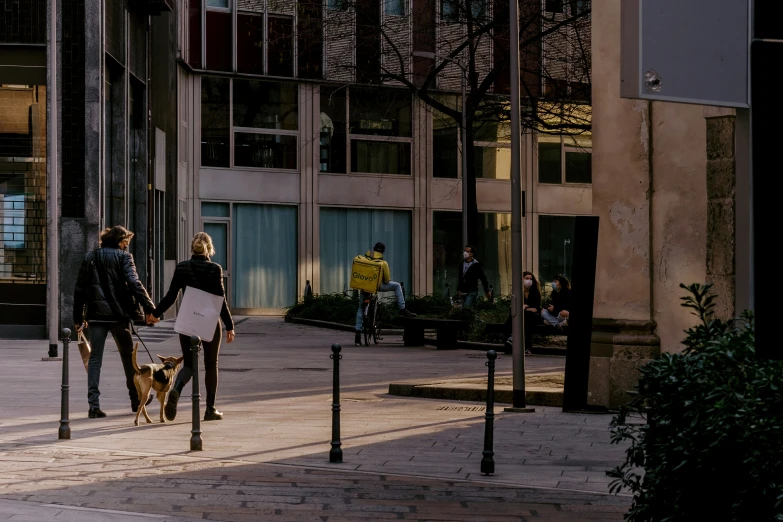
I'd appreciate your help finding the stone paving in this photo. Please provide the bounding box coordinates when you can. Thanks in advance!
[0,317,632,520]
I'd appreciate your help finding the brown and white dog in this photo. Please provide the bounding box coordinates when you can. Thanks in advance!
[131,343,184,426]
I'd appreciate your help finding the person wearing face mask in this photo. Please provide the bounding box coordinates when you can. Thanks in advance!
[73,225,158,419]
[503,271,542,355]
[456,245,490,308]
[541,275,571,328]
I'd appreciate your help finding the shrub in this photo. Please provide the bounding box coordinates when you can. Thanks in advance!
[609,283,783,522]
[285,293,356,325]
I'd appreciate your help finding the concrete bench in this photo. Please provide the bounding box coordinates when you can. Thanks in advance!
[403,318,464,350]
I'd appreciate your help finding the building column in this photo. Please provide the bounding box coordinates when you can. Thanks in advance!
[703,108,737,320]
[587,0,659,409]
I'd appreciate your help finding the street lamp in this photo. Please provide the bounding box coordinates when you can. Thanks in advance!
[563,239,570,276]
[411,51,469,248]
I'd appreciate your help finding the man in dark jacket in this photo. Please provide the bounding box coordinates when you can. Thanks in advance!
[456,244,491,308]
[73,225,157,418]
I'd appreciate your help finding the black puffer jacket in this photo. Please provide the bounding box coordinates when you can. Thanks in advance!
[153,255,234,331]
[73,247,155,324]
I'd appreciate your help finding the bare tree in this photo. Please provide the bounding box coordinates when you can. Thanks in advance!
[302,0,591,245]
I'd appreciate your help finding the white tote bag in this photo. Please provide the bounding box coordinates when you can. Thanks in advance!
[174,286,225,342]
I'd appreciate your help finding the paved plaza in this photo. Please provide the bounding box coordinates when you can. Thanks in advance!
[0,318,632,521]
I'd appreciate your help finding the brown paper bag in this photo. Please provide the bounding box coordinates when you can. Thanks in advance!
[77,330,91,372]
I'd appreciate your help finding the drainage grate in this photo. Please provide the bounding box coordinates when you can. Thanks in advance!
[466,353,499,358]
[436,406,486,412]
[221,368,252,372]
[283,367,329,372]
[221,353,239,356]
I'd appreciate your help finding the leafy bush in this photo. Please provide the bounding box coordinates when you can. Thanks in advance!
[285,293,356,325]
[609,283,783,521]
[285,291,513,341]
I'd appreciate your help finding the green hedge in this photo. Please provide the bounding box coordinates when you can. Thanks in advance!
[285,292,511,342]
[609,284,783,521]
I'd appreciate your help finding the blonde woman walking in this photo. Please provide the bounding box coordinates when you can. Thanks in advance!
[152,232,236,421]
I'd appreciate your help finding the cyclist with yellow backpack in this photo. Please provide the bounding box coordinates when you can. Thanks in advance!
[351,242,416,346]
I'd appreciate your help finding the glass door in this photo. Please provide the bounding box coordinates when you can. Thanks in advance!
[203,221,230,306]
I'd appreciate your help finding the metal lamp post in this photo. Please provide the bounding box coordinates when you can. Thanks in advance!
[563,239,570,276]
[412,51,469,247]
[504,0,533,413]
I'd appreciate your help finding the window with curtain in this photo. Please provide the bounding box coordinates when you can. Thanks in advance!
[232,204,298,309]
[319,207,411,296]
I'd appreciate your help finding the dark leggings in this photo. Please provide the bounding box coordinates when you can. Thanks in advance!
[174,322,221,408]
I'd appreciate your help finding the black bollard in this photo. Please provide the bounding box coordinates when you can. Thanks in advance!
[481,349,496,475]
[190,335,203,451]
[329,344,343,463]
[58,328,71,440]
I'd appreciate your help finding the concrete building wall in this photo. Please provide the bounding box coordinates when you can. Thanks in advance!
[650,102,707,353]
[589,0,709,408]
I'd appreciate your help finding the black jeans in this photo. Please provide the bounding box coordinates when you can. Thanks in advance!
[174,322,222,408]
[504,310,539,350]
[87,322,139,409]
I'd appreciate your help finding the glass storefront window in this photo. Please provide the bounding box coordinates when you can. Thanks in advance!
[319,207,411,295]
[233,80,298,131]
[232,204,298,309]
[538,215,575,282]
[432,211,511,296]
[234,133,298,169]
[320,88,347,173]
[201,77,230,168]
[474,145,511,180]
[0,84,47,327]
[351,141,411,175]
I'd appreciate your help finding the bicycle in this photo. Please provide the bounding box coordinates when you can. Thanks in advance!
[361,293,383,346]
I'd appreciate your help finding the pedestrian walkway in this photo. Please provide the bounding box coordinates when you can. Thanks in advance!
[0,318,632,521]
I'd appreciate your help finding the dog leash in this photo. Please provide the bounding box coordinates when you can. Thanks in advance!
[130,322,156,364]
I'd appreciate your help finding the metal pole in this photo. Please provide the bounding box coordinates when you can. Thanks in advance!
[190,335,203,451]
[47,0,59,358]
[563,239,570,276]
[461,69,468,247]
[480,349,496,475]
[507,0,531,412]
[329,344,343,463]
[58,328,71,439]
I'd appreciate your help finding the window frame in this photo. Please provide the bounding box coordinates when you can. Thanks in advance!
[200,76,300,171]
[536,134,592,186]
[384,0,407,17]
[198,0,299,78]
[206,0,231,12]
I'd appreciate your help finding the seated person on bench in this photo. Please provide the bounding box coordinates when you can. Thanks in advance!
[504,271,542,355]
[541,275,571,329]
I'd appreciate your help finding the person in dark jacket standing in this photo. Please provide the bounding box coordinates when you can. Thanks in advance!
[73,226,158,419]
[456,244,491,308]
[152,232,235,422]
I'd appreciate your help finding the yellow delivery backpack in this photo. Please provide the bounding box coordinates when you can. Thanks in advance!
[350,255,383,293]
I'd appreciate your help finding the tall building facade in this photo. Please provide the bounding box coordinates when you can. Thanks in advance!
[175,0,593,315]
[0,0,179,341]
